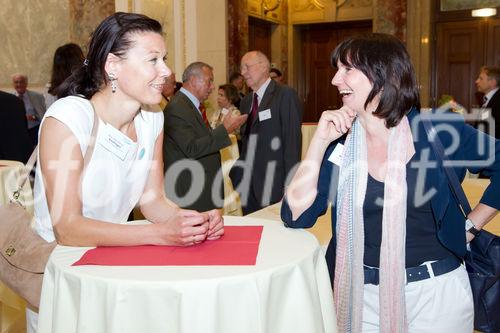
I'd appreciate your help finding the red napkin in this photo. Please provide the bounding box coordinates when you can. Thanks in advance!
[72,226,263,266]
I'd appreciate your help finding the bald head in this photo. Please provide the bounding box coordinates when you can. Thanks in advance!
[12,73,28,95]
[240,51,271,91]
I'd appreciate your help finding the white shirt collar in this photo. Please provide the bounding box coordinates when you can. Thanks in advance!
[484,87,499,106]
[180,87,200,110]
[254,78,272,103]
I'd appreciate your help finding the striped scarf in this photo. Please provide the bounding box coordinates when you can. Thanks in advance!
[334,116,412,333]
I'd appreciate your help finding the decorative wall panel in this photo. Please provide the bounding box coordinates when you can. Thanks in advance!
[248,0,286,23]
[441,0,500,11]
[290,0,372,24]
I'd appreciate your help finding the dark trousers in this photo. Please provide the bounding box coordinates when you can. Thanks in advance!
[28,125,39,146]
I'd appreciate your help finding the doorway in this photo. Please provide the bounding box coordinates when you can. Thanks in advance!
[297,21,372,122]
[248,16,273,59]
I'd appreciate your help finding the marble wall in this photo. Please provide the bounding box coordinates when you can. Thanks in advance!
[227,0,249,78]
[0,0,70,89]
[69,0,115,53]
[0,0,114,90]
[373,0,407,42]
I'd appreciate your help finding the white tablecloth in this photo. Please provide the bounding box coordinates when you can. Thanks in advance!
[37,217,337,333]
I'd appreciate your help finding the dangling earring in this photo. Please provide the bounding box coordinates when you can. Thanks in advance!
[108,73,117,93]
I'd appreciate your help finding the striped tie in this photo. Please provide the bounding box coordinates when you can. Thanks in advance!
[199,104,209,127]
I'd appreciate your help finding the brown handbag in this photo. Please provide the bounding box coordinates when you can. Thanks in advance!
[0,109,98,309]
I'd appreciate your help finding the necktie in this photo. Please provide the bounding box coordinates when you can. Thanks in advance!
[483,96,488,107]
[245,93,259,136]
[199,103,209,127]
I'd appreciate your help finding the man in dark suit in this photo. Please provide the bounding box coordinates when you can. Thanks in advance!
[475,66,500,139]
[163,62,247,211]
[229,51,303,215]
[0,90,33,162]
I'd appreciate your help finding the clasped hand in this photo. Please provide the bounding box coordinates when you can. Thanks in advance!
[159,208,224,246]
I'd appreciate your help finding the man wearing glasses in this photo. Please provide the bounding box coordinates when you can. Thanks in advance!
[230,51,303,215]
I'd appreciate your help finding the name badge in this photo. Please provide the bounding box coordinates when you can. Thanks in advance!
[258,109,272,121]
[328,143,344,166]
[99,123,134,161]
[480,109,490,120]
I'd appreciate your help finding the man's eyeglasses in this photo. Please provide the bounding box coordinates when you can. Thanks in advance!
[240,61,262,72]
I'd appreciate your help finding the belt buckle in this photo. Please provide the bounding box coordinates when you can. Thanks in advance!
[425,261,435,278]
[406,262,432,282]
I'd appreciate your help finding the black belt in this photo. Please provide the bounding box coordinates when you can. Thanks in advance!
[364,256,461,285]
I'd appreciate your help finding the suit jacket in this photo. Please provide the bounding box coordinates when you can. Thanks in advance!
[486,89,500,139]
[17,90,46,120]
[281,108,500,283]
[163,91,231,211]
[0,91,34,162]
[229,80,303,214]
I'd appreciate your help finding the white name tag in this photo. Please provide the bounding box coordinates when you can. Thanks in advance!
[99,123,134,161]
[480,109,490,120]
[328,143,344,166]
[258,109,272,121]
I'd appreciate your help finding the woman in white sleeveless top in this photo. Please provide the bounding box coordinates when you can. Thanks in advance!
[28,13,224,332]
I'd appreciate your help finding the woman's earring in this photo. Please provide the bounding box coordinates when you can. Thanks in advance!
[108,73,117,93]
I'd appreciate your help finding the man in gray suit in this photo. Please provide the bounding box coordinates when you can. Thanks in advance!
[229,51,303,215]
[12,73,46,145]
[163,62,247,211]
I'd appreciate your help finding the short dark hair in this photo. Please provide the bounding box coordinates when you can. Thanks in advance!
[58,12,163,99]
[270,68,282,77]
[331,33,420,128]
[482,66,500,86]
[48,43,84,96]
[174,81,182,94]
[229,72,243,82]
[218,84,240,105]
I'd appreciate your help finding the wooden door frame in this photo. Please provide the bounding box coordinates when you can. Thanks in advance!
[431,1,500,108]
[291,20,372,122]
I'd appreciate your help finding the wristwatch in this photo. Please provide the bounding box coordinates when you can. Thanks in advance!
[465,218,480,237]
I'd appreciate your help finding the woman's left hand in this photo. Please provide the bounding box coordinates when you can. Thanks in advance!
[206,209,225,240]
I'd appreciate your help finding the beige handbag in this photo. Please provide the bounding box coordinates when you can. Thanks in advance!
[0,110,98,309]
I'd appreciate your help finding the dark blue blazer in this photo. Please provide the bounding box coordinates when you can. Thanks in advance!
[281,108,500,283]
